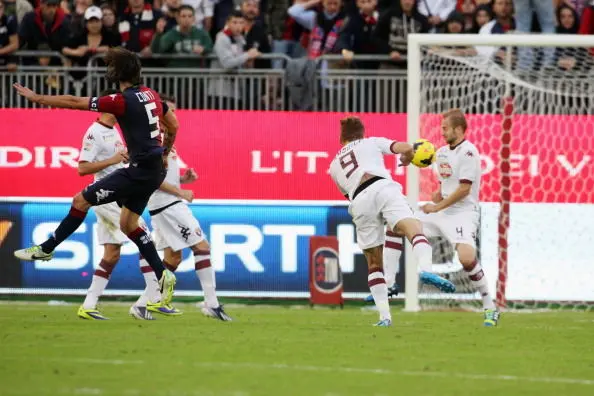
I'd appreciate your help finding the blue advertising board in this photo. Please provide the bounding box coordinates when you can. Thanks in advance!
[2,200,373,295]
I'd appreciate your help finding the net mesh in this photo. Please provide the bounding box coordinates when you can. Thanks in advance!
[415,44,594,311]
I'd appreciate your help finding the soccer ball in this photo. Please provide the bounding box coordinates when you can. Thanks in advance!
[411,139,435,168]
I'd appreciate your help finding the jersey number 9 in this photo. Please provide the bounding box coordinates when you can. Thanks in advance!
[339,151,359,178]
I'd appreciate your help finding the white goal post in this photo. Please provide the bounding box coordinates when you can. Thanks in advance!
[405,34,594,312]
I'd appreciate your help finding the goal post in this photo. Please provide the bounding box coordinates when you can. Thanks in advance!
[405,33,594,312]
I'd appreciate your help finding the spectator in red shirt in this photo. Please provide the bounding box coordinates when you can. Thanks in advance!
[119,0,163,56]
[19,0,71,66]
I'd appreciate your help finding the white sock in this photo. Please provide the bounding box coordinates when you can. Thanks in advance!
[384,230,403,287]
[82,260,114,309]
[465,260,496,310]
[368,271,391,321]
[135,256,161,306]
[195,249,219,308]
[411,234,433,273]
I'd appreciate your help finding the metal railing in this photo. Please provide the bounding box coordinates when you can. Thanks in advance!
[0,51,409,112]
[3,51,592,113]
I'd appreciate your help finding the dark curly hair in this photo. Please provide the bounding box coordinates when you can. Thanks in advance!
[104,47,142,86]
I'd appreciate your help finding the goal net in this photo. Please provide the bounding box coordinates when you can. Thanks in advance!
[404,34,594,312]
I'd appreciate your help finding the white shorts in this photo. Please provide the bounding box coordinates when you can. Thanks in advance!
[416,210,479,248]
[151,202,205,252]
[349,179,415,250]
[93,202,147,245]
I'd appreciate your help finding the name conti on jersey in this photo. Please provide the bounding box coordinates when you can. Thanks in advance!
[134,90,157,103]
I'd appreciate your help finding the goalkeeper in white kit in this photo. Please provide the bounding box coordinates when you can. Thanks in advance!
[382,109,500,326]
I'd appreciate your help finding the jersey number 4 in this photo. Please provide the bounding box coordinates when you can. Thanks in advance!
[144,102,160,138]
[339,151,359,178]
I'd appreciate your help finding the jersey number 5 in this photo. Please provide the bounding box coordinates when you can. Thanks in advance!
[144,102,160,138]
[339,151,359,178]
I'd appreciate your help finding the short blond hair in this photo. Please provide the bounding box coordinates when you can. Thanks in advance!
[442,109,468,132]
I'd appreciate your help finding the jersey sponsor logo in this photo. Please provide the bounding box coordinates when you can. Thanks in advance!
[86,134,94,141]
[466,151,474,157]
[95,189,114,203]
[438,162,453,178]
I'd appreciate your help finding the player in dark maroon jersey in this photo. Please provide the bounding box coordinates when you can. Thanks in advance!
[13,47,179,320]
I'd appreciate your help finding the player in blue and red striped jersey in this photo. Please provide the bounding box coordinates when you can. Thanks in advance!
[13,47,178,320]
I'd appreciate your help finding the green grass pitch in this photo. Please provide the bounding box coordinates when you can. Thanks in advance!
[0,302,592,396]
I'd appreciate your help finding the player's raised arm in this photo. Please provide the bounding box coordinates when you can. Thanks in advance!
[390,142,414,156]
[391,142,414,166]
[372,137,414,166]
[13,83,90,110]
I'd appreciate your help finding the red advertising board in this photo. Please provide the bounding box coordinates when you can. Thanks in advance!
[309,236,343,307]
[1,109,592,203]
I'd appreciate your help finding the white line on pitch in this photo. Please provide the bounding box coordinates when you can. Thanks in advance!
[5,357,592,386]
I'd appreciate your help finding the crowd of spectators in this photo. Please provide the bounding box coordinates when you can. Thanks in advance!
[1,0,593,108]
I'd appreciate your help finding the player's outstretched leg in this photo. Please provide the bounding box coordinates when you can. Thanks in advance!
[363,246,392,327]
[136,255,182,316]
[78,245,120,320]
[457,245,499,326]
[365,230,402,302]
[191,242,232,322]
[396,218,456,293]
[120,208,176,309]
[14,193,91,261]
